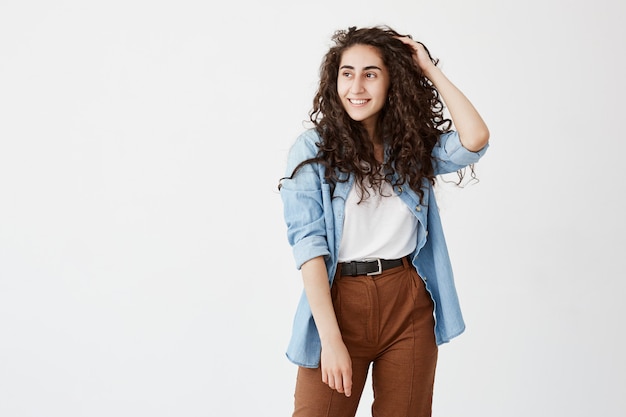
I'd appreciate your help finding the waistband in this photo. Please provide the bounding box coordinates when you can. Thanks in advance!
[339,257,405,277]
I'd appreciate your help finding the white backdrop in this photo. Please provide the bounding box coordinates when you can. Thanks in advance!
[1,0,625,416]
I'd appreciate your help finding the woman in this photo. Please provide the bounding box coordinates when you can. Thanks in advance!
[279,25,489,417]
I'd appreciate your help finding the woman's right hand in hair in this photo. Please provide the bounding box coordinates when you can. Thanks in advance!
[321,336,353,397]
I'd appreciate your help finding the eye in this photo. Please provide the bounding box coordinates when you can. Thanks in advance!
[341,71,353,78]
[365,72,377,79]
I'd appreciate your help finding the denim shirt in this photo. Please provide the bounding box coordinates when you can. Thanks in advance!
[280,128,488,368]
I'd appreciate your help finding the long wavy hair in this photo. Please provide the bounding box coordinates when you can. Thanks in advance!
[286,25,454,204]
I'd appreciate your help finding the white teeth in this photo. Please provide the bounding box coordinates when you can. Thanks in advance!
[350,99,368,105]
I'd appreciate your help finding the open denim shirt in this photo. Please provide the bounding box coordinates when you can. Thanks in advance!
[280,129,488,368]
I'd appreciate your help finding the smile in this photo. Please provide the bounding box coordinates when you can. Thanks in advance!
[349,99,369,105]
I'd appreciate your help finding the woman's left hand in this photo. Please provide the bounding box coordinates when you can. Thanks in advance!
[395,36,437,76]
[395,36,490,151]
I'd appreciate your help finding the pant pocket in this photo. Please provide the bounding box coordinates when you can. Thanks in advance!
[332,278,375,345]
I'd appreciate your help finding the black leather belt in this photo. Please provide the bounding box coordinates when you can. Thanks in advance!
[340,258,404,276]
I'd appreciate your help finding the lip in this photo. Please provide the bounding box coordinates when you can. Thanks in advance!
[348,98,370,106]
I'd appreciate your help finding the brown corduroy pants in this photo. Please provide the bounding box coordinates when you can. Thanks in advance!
[293,257,438,417]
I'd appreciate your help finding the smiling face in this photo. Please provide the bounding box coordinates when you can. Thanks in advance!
[337,44,390,139]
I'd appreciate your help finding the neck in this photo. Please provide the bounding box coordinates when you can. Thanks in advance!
[373,142,384,163]
[364,125,384,163]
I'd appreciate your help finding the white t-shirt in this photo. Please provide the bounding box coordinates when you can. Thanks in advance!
[337,179,418,262]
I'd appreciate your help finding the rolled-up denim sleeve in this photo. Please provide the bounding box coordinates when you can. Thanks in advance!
[280,131,331,269]
[432,131,489,175]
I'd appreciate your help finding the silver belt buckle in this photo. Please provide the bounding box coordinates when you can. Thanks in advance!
[366,259,383,276]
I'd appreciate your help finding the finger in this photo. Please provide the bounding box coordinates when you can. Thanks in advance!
[395,36,414,47]
[326,373,335,390]
[343,370,353,397]
[335,372,344,392]
[415,41,434,61]
[396,37,425,59]
[328,374,343,392]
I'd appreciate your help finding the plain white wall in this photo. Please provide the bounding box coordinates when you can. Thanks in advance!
[1,0,624,416]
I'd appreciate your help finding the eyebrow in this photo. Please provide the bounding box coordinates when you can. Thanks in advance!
[339,65,383,71]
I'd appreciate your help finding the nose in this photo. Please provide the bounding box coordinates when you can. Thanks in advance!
[349,77,365,94]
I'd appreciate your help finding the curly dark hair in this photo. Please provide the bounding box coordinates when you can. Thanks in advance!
[288,25,454,204]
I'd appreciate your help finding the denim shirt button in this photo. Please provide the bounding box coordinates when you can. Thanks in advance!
[415,205,421,212]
